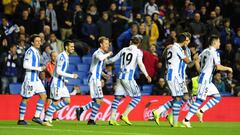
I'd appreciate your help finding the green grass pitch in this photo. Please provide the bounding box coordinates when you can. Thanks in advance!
[0,120,239,135]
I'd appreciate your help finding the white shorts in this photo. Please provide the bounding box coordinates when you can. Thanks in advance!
[114,79,141,97]
[21,80,46,98]
[50,84,70,100]
[89,77,103,99]
[197,82,219,100]
[167,76,184,97]
[182,81,189,93]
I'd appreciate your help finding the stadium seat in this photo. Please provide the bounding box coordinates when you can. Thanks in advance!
[66,84,74,93]
[66,78,82,86]
[67,64,77,73]
[9,83,22,94]
[83,78,88,85]
[141,85,153,95]
[79,85,90,95]
[77,64,90,72]
[82,56,92,64]
[74,71,88,79]
[69,56,81,65]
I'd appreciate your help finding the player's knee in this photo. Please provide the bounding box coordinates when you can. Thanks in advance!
[39,93,47,100]
[64,98,71,104]
[183,93,189,99]
[213,94,221,101]
[95,98,103,104]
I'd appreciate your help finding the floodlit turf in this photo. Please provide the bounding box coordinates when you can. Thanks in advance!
[0,120,239,135]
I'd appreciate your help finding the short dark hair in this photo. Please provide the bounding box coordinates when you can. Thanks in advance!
[208,34,219,46]
[30,34,41,44]
[64,40,73,50]
[177,33,187,43]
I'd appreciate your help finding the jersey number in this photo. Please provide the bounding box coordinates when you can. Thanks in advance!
[167,51,172,65]
[202,56,207,68]
[121,52,133,65]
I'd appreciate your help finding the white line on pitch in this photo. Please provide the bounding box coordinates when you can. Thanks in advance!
[0,126,150,135]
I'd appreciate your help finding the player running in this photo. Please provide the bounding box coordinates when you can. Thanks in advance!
[76,36,113,125]
[152,33,191,127]
[182,35,233,128]
[17,34,47,125]
[107,35,152,126]
[43,40,78,126]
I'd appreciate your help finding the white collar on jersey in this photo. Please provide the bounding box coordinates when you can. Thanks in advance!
[173,42,182,49]
[209,46,217,51]
[129,44,138,49]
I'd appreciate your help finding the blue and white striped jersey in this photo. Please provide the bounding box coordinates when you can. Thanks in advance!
[107,45,148,80]
[89,49,108,79]
[198,46,220,82]
[180,46,192,80]
[52,51,74,88]
[23,46,41,82]
[166,42,186,81]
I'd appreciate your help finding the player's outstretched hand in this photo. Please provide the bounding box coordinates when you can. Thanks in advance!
[73,74,79,79]
[41,66,46,71]
[108,51,113,57]
[146,76,152,83]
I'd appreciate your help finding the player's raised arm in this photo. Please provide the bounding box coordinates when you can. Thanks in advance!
[105,50,122,64]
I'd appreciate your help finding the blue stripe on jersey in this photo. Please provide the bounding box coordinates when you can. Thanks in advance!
[178,60,182,74]
[96,61,102,79]
[167,69,173,81]
[31,49,36,82]
[57,76,62,88]
[128,69,134,80]
[199,73,205,84]
[181,62,185,79]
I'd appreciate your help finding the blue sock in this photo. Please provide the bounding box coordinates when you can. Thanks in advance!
[55,100,69,111]
[172,100,183,125]
[45,103,56,121]
[19,102,27,120]
[123,96,141,116]
[35,99,44,117]
[185,99,203,121]
[110,97,121,120]
[200,96,221,112]
[83,101,93,111]
[90,102,100,120]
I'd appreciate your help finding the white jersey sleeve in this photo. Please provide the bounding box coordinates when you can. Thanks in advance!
[23,49,42,71]
[213,51,221,65]
[176,46,186,60]
[56,54,74,78]
[137,50,148,77]
[106,50,122,64]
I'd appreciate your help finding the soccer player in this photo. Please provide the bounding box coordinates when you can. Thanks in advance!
[182,35,233,128]
[17,34,47,125]
[107,35,152,126]
[152,33,191,127]
[165,32,194,126]
[43,40,78,126]
[76,36,113,125]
